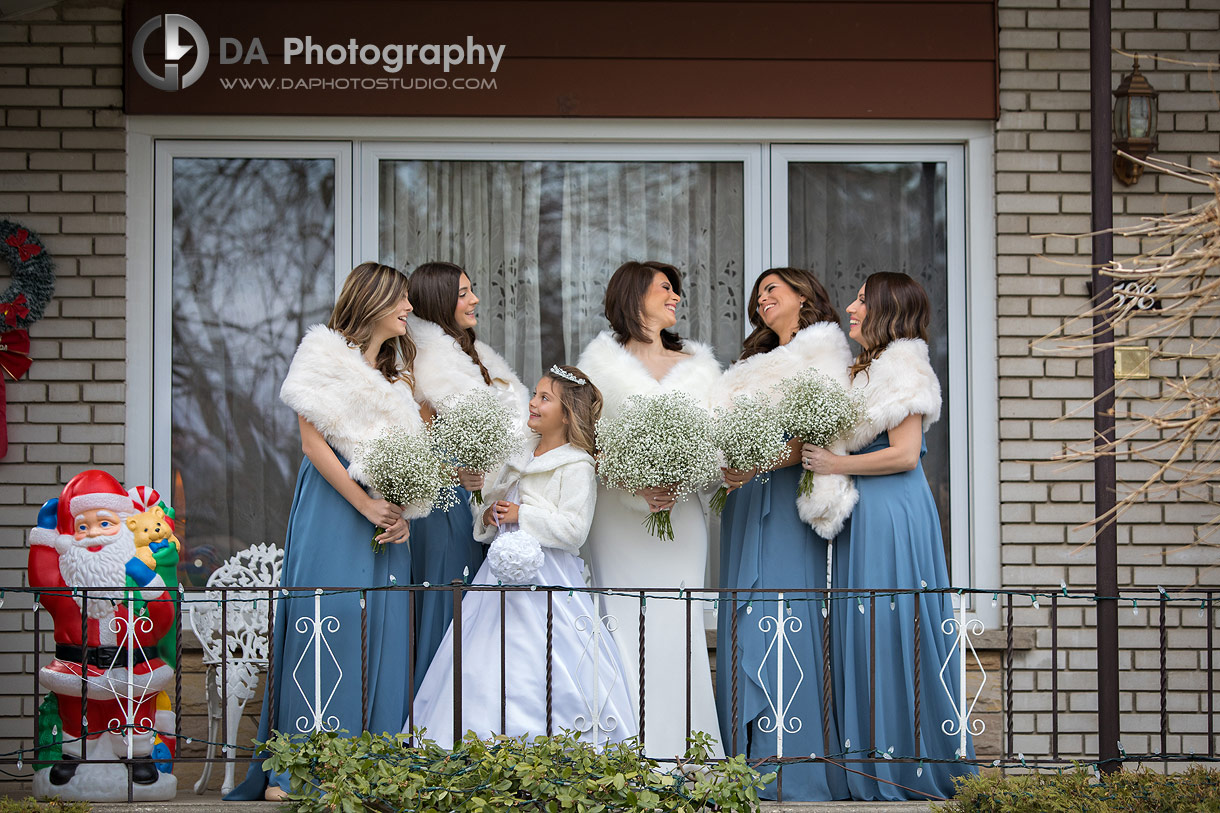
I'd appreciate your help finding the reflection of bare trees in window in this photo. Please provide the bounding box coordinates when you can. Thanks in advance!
[171,158,335,584]
[787,162,953,564]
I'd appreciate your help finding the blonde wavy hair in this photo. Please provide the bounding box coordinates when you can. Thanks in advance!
[327,261,416,384]
[544,365,603,456]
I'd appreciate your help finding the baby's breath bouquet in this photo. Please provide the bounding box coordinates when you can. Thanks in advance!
[356,425,459,553]
[710,393,791,514]
[430,389,521,504]
[777,370,862,498]
[595,391,720,541]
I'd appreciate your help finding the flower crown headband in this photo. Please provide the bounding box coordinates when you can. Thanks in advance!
[549,365,587,386]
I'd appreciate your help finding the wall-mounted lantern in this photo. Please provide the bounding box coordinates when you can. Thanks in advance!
[1113,58,1158,185]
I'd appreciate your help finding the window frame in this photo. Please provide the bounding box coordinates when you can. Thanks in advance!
[769,142,981,612]
[133,139,353,504]
[126,118,996,623]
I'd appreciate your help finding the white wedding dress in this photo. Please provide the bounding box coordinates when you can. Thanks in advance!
[577,331,725,760]
[409,484,637,749]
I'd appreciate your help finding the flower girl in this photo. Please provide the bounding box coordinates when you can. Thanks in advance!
[408,365,638,749]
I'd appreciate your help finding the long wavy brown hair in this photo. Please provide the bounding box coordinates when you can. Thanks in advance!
[408,261,491,385]
[603,260,685,351]
[327,261,415,384]
[739,267,838,360]
[544,365,603,456]
[849,271,930,380]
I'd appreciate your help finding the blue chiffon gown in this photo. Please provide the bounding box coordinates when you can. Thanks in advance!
[408,493,484,693]
[716,465,849,801]
[831,433,977,801]
[226,452,413,799]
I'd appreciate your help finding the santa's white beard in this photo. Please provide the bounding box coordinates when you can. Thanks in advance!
[57,524,139,619]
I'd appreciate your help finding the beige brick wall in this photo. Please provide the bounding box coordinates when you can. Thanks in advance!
[0,1,126,792]
[996,0,1219,764]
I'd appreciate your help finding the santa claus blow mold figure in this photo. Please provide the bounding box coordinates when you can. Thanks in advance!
[28,469,178,801]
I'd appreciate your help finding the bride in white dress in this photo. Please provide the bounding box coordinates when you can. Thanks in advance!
[577,261,724,760]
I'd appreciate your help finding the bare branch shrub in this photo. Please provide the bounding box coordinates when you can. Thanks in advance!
[1044,157,1220,554]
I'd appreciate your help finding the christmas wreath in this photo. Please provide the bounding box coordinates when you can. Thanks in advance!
[0,218,55,457]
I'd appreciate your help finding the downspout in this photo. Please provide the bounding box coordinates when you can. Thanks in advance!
[1089,0,1121,775]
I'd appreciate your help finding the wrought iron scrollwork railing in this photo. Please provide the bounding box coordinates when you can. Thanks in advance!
[2,583,1217,803]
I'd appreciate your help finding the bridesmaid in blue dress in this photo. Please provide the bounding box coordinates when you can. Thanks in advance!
[801,272,977,801]
[404,262,529,692]
[227,262,423,800]
[715,268,856,801]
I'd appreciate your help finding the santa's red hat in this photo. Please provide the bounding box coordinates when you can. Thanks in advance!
[55,470,135,535]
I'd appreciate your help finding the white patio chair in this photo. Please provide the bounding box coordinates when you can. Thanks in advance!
[187,542,283,795]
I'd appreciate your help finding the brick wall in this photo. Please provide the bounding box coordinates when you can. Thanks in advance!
[996,0,1218,762]
[0,0,126,792]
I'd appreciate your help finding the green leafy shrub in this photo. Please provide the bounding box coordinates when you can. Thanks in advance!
[0,799,91,813]
[261,728,771,812]
[938,765,1220,812]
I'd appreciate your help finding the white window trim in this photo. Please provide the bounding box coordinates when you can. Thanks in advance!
[126,117,997,624]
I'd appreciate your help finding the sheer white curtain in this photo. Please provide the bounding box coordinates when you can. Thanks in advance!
[559,162,745,363]
[379,160,744,384]
[380,160,545,383]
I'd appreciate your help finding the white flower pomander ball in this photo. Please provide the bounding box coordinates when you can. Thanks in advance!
[487,530,545,584]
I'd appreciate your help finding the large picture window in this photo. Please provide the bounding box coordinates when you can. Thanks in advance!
[133,128,994,616]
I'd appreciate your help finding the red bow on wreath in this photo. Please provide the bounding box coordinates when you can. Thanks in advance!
[0,327,29,459]
[0,328,31,381]
[5,229,43,263]
[0,293,30,328]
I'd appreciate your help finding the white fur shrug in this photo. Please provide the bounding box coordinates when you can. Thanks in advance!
[279,325,424,485]
[407,317,531,435]
[473,440,597,556]
[577,331,722,514]
[844,338,942,453]
[577,331,721,421]
[716,322,858,538]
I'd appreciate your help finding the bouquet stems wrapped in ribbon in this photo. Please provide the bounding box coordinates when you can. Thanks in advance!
[777,370,862,498]
[595,391,720,541]
[430,389,522,504]
[709,393,791,514]
[356,426,459,553]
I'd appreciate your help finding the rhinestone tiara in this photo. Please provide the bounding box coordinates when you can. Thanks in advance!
[549,365,586,386]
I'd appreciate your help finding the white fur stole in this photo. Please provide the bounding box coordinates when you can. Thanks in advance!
[577,331,722,421]
[844,338,942,453]
[279,325,424,485]
[719,322,858,538]
[407,317,531,434]
[577,331,722,514]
